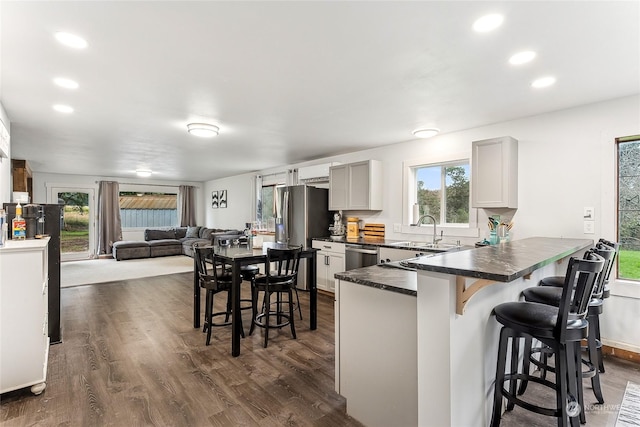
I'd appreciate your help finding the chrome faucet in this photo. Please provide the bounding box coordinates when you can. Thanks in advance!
[412,214,443,245]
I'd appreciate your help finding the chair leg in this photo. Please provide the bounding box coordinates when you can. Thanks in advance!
[288,288,297,339]
[205,291,213,346]
[263,290,271,348]
[594,314,605,373]
[490,327,510,427]
[588,314,604,403]
[249,284,259,336]
[555,345,570,427]
[507,335,520,411]
[294,286,303,320]
[518,336,533,395]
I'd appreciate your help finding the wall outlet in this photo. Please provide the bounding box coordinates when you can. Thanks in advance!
[583,220,595,234]
[393,223,402,232]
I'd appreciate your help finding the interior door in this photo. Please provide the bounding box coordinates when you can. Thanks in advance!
[49,187,95,261]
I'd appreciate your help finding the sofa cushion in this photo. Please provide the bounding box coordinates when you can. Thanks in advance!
[185,226,201,238]
[145,228,176,241]
[148,239,182,247]
[175,227,187,239]
[199,228,214,240]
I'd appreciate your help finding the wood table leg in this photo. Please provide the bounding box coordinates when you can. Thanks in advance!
[193,256,200,329]
[309,251,317,330]
[231,262,242,357]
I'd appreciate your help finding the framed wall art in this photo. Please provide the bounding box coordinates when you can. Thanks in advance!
[219,190,227,208]
[211,190,219,209]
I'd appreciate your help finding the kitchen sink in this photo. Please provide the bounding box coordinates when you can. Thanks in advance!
[388,241,460,252]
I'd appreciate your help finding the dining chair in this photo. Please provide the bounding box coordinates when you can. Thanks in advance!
[194,244,243,345]
[250,246,302,348]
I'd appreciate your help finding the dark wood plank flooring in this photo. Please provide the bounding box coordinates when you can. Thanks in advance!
[1,271,638,426]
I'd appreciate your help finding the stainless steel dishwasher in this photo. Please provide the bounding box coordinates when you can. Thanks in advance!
[345,244,379,270]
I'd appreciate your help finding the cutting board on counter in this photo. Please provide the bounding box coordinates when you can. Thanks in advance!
[363,223,385,239]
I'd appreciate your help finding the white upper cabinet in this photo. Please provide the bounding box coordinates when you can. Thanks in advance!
[329,160,382,211]
[471,136,518,209]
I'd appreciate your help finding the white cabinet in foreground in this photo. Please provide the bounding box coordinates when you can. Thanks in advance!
[0,238,50,395]
[312,240,345,293]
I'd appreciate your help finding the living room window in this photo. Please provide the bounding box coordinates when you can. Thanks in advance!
[617,135,640,281]
[119,192,178,228]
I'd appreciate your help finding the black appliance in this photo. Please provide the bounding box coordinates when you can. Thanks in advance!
[22,204,44,238]
[4,203,64,344]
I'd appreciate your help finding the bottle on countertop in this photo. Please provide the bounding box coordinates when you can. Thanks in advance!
[12,202,27,240]
[0,209,6,246]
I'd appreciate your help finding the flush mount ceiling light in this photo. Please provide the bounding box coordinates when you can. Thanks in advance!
[53,77,79,89]
[52,104,74,113]
[54,31,88,49]
[136,169,152,178]
[187,123,219,137]
[509,51,537,65]
[413,128,440,139]
[473,14,504,33]
[531,76,556,88]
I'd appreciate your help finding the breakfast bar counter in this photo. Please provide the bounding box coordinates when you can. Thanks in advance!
[334,237,592,427]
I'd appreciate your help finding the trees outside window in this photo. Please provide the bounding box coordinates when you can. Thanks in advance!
[617,136,640,281]
[415,163,470,225]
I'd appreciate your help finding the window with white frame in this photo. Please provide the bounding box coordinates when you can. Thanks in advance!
[617,135,640,281]
[412,161,470,225]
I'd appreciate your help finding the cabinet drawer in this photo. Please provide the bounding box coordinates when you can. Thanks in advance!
[312,240,345,254]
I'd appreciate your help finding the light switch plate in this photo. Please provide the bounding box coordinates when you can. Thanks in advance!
[584,207,594,220]
[393,223,402,232]
[583,220,595,234]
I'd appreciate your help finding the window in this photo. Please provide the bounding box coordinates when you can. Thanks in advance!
[119,192,177,228]
[413,162,470,225]
[617,135,640,281]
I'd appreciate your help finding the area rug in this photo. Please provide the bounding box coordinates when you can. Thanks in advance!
[617,381,640,426]
[61,256,193,287]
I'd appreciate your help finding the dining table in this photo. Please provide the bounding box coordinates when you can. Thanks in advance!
[193,242,319,357]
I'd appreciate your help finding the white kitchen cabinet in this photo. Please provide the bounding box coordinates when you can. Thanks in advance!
[471,136,518,208]
[329,160,382,211]
[312,240,345,293]
[0,238,50,395]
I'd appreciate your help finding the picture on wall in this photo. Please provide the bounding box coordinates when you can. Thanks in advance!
[211,191,219,209]
[219,190,228,208]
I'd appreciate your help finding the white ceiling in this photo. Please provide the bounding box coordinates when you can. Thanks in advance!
[1,1,638,182]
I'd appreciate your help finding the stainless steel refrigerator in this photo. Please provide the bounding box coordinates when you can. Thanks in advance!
[274,185,331,289]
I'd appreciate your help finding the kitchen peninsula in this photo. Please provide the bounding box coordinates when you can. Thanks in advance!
[334,237,592,427]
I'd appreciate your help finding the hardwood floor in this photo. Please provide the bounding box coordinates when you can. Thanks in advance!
[1,271,638,426]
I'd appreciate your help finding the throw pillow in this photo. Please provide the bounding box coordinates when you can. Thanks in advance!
[185,226,201,238]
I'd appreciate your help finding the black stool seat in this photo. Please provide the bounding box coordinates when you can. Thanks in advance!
[494,301,588,343]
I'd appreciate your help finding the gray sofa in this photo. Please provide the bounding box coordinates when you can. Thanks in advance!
[112,226,243,261]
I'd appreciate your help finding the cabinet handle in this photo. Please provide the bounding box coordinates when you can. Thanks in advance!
[323,245,331,249]
[325,255,330,266]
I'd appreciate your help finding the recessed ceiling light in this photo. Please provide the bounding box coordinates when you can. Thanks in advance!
[473,14,504,33]
[53,104,74,113]
[53,77,79,89]
[187,123,219,137]
[413,128,440,139]
[54,32,88,49]
[136,169,152,178]
[531,76,556,88]
[509,51,536,65]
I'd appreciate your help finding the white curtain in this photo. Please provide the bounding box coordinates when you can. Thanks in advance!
[97,181,122,255]
[178,185,196,226]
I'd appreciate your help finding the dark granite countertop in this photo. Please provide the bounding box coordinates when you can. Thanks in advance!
[334,265,417,296]
[333,237,593,296]
[407,237,593,282]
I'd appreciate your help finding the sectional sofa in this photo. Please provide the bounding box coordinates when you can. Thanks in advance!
[112,226,243,261]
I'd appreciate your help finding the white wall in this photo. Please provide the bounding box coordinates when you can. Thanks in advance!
[204,172,254,231]
[205,95,640,352]
[0,103,11,205]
